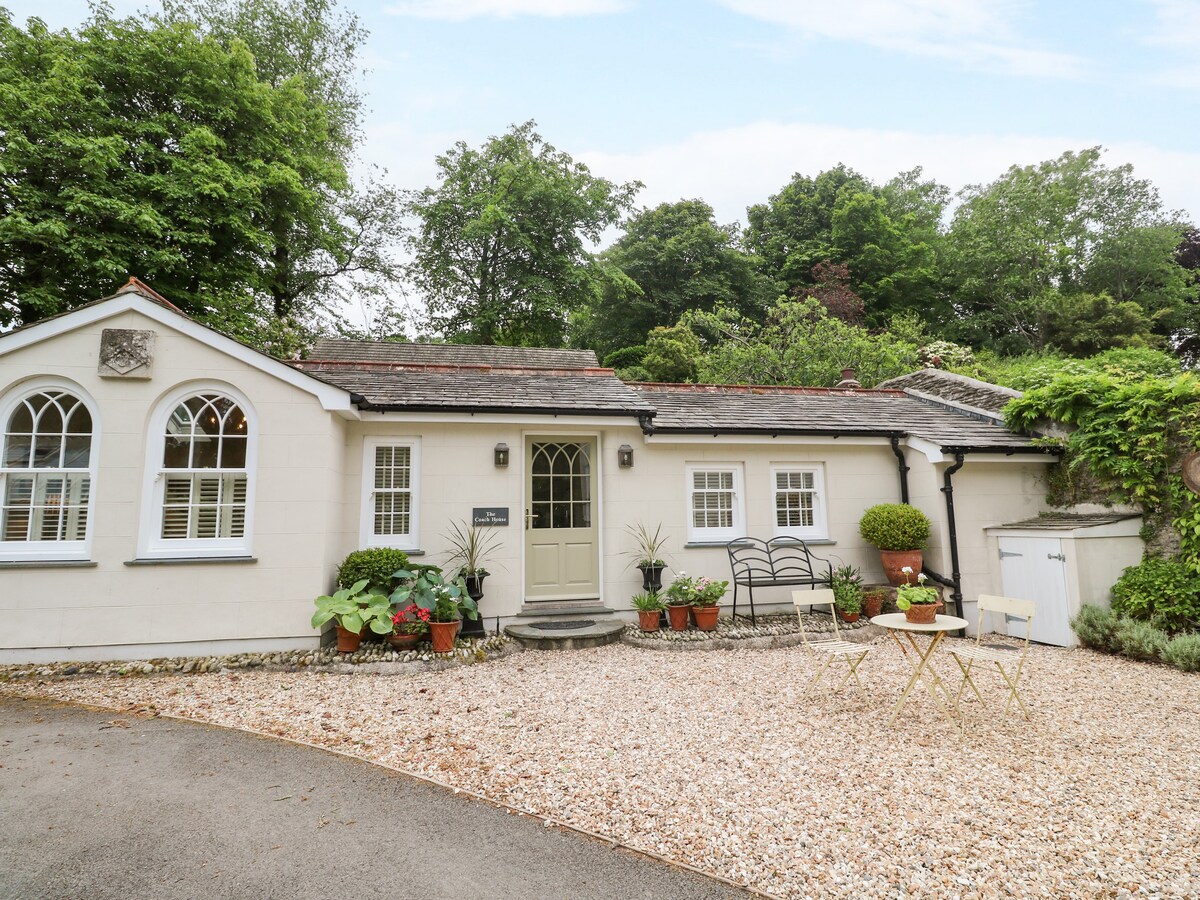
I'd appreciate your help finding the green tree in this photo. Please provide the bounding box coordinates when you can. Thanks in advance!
[746,165,948,326]
[0,3,400,349]
[1039,292,1158,357]
[945,147,1190,353]
[688,298,920,388]
[577,199,778,355]
[405,121,640,346]
[640,324,701,383]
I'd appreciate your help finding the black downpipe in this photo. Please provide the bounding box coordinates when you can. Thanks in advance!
[930,452,966,621]
[890,436,910,504]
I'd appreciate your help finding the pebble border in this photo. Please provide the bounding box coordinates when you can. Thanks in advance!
[622,613,878,651]
[0,633,515,682]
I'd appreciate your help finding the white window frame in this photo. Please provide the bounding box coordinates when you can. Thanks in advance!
[0,378,100,562]
[360,436,421,550]
[685,463,744,543]
[137,382,257,560]
[770,464,828,540]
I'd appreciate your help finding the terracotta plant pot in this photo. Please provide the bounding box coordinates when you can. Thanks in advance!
[879,549,924,587]
[863,591,885,619]
[335,624,361,653]
[692,605,719,632]
[386,632,421,651]
[838,610,860,623]
[667,604,691,631]
[903,601,943,625]
[428,620,460,653]
[637,609,661,633]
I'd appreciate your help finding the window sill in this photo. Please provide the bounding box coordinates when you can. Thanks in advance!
[772,538,836,546]
[0,560,98,569]
[683,541,738,548]
[124,557,258,567]
[683,539,836,549]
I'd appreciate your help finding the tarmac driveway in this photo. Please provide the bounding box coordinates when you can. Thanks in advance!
[0,696,744,900]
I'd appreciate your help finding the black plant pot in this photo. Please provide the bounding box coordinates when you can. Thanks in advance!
[460,573,487,638]
[637,564,665,594]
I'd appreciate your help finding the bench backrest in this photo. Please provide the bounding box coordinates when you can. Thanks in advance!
[727,536,830,585]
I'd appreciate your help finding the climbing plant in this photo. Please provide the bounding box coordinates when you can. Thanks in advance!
[1005,372,1200,569]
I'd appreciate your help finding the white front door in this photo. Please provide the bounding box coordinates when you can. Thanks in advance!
[998,536,1072,646]
[524,438,599,601]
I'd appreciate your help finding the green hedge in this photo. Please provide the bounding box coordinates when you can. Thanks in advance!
[1112,557,1200,633]
[857,503,931,551]
[1071,603,1200,674]
[336,548,410,593]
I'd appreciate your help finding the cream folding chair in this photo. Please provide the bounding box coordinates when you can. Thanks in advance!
[949,594,1036,719]
[792,589,871,700]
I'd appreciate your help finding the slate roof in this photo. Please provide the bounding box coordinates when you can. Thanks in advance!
[998,512,1141,529]
[630,383,1040,451]
[876,369,1021,417]
[308,339,599,369]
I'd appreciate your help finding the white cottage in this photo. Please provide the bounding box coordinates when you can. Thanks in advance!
[1,281,1062,663]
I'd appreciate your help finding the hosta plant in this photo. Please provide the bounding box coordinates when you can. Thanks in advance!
[389,564,479,623]
[311,580,395,636]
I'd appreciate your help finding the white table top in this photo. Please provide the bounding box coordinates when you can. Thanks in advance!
[870,613,969,633]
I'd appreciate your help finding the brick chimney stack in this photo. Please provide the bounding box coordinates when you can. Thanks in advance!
[836,367,862,389]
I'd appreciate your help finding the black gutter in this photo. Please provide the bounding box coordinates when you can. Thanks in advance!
[925,451,967,623]
[644,427,906,439]
[890,436,910,503]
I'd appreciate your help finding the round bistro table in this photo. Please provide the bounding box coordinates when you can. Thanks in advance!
[871,613,969,726]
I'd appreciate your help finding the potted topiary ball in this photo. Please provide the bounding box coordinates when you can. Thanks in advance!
[858,503,932,586]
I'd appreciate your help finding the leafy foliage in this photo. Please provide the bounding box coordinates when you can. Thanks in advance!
[1111,617,1170,662]
[388,564,478,623]
[641,324,701,382]
[1005,370,1200,566]
[630,591,666,612]
[336,548,410,592]
[858,503,932,551]
[1112,557,1200,633]
[1039,292,1158,356]
[689,298,919,387]
[404,121,639,346]
[577,199,777,356]
[311,579,393,635]
[1161,633,1200,672]
[0,2,401,347]
[442,519,503,577]
[831,564,863,614]
[1070,604,1119,651]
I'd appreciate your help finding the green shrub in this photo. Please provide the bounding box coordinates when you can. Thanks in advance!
[1112,557,1200,634]
[857,503,931,551]
[1161,633,1200,672]
[603,345,647,369]
[1111,618,1169,662]
[336,548,410,592]
[1070,604,1118,651]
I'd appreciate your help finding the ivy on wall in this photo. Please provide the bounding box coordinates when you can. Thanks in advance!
[1005,373,1200,569]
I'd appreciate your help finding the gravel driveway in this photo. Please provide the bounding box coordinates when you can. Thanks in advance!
[5,638,1199,899]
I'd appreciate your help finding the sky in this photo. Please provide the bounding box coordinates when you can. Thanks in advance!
[6,0,1200,234]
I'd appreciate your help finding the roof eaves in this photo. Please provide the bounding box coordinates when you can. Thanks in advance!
[357,400,656,418]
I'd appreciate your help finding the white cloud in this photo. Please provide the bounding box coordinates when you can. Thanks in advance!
[1141,0,1200,46]
[579,120,1200,230]
[716,0,1086,77]
[386,0,631,20]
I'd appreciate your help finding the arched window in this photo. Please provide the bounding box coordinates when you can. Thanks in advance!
[141,387,255,558]
[1,385,97,560]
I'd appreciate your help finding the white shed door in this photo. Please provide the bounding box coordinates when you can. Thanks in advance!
[998,536,1072,646]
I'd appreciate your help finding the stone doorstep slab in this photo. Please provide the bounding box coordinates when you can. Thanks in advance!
[504,619,625,650]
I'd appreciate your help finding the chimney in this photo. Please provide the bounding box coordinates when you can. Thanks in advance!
[836,367,862,389]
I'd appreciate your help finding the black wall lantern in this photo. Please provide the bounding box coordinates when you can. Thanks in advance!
[618,444,634,468]
[494,442,509,467]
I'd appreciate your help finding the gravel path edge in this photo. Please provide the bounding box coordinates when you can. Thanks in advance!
[622,624,884,652]
[17,692,776,900]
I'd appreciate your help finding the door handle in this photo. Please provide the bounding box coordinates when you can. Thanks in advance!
[1048,553,1066,562]
[525,509,538,530]
[999,550,1022,558]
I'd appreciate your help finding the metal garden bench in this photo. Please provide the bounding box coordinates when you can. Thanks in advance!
[727,536,834,625]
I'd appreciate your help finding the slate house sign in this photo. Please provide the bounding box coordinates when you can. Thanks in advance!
[472,507,509,526]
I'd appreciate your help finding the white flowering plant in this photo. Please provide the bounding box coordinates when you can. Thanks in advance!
[895,567,939,609]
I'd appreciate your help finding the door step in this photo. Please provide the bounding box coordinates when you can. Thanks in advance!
[516,600,613,620]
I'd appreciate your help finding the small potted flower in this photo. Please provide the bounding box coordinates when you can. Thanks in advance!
[311,580,395,653]
[831,564,864,623]
[663,573,695,631]
[895,567,942,624]
[690,576,729,631]
[389,564,479,653]
[630,591,666,632]
[388,603,430,650]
